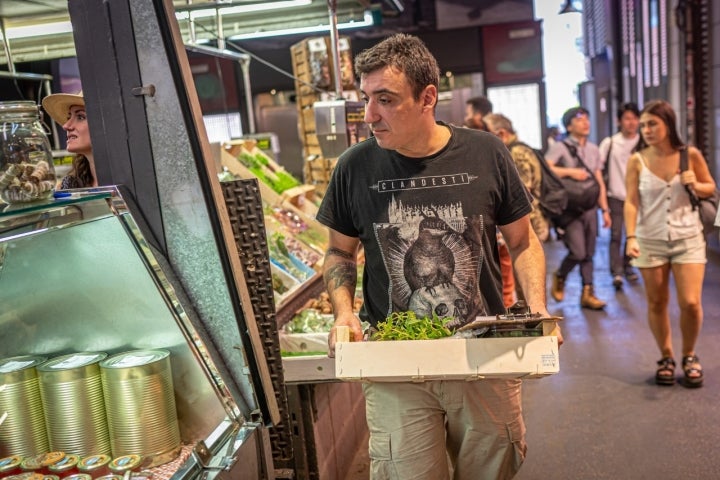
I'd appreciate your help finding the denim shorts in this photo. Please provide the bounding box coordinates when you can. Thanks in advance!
[632,233,707,268]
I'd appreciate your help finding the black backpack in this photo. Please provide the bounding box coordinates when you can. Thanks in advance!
[508,141,567,220]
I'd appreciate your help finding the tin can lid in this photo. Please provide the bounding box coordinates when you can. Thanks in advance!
[100,349,169,369]
[77,455,111,471]
[0,455,23,471]
[108,455,143,473]
[0,355,47,380]
[61,475,92,480]
[47,455,80,473]
[38,352,108,371]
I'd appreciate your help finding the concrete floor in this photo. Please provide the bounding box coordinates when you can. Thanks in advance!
[345,227,720,479]
[516,228,720,480]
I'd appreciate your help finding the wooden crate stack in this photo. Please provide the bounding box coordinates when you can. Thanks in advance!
[290,36,358,199]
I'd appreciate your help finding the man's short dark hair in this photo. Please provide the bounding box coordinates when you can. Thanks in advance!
[354,33,440,101]
[617,102,640,120]
[562,106,589,129]
[466,96,493,116]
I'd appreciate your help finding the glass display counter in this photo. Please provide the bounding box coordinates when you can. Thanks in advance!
[0,188,269,479]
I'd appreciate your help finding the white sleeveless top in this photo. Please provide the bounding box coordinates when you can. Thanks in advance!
[636,153,701,241]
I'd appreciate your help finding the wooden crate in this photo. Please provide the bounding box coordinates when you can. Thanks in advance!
[220,144,325,223]
[335,323,561,382]
[303,155,337,194]
[290,36,356,95]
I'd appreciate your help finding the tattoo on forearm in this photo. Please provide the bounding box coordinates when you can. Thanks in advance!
[324,263,356,291]
[326,247,354,259]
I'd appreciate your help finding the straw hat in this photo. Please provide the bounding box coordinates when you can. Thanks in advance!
[41,91,84,125]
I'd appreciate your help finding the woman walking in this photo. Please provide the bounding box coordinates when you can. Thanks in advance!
[624,100,715,387]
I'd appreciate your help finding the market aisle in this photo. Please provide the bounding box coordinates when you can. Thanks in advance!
[516,228,720,480]
[345,226,720,480]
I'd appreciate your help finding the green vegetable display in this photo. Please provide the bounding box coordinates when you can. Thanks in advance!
[238,152,301,194]
[285,309,335,334]
[371,311,454,341]
[268,232,314,282]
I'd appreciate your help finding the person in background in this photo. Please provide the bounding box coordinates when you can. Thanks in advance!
[41,91,97,189]
[546,125,561,149]
[599,102,641,290]
[624,99,715,388]
[464,95,493,131]
[464,99,516,307]
[546,106,611,310]
[318,33,559,479]
[484,113,550,243]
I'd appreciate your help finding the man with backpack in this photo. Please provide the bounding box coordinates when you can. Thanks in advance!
[484,113,550,242]
[598,102,641,290]
[545,106,611,310]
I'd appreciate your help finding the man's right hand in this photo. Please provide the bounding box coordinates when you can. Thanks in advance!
[571,168,590,181]
[328,311,364,358]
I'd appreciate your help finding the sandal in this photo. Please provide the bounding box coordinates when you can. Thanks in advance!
[682,355,704,388]
[655,357,676,386]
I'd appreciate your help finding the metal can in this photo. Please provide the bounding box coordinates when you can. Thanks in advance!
[0,455,23,477]
[47,454,80,477]
[21,452,65,476]
[0,355,49,457]
[100,350,180,467]
[76,455,111,478]
[37,352,110,457]
[61,475,92,480]
[108,455,143,475]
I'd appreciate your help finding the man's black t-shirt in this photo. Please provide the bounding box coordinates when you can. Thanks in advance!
[317,123,532,328]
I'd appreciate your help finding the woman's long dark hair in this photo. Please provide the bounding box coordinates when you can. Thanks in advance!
[69,154,94,187]
[635,99,685,152]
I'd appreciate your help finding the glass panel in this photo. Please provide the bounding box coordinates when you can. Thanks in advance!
[0,191,238,473]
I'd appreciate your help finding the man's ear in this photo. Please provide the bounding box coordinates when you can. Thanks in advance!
[421,85,437,111]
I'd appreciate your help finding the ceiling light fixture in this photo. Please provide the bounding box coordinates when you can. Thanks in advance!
[226,9,377,40]
[3,21,73,39]
[176,0,312,20]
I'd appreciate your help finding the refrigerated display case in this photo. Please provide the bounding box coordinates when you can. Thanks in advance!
[0,189,273,479]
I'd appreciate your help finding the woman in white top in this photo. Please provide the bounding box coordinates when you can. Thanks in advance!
[624,99,716,388]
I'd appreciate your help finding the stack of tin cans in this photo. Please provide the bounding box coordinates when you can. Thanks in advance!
[0,349,180,469]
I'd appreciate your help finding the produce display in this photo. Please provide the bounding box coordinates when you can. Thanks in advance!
[267,206,326,253]
[284,308,335,334]
[268,232,316,283]
[237,150,301,194]
[279,291,366,357]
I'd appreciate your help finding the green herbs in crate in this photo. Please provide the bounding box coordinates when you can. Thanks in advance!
[238,151,300,194]
[371,311,454,341]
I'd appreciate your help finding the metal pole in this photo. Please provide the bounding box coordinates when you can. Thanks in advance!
[326,0,343,99]
[239,57,255,133]
[216,9,225,51]
[44,79,61,149]
[0,17,16,74]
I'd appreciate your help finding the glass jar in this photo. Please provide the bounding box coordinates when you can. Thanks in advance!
[0,101,56,204]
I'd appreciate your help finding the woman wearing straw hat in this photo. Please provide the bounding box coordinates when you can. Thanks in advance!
[41,91,98,189]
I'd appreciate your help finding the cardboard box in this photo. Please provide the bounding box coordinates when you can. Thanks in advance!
[335,335,559,382]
